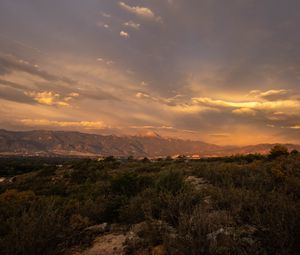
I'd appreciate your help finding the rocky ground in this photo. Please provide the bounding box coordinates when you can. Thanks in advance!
[64,176,258,255]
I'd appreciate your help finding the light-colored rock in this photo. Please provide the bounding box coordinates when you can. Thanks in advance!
[84,223,109,234]
[185,176,211,192]
[67,221,176,255]
[186,176,207,185]
[207,227,231,243]
[207,225,258,250]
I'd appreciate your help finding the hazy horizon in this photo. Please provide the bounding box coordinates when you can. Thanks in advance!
[1,0,300,145]
[2,128,300,148]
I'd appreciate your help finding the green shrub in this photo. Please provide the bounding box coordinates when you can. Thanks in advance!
[0,197,69,255]
[155,169,185,194]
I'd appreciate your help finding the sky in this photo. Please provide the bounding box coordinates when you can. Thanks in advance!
[0,0,300,145]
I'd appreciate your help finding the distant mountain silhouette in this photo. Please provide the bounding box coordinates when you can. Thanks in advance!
[0,129,299,157]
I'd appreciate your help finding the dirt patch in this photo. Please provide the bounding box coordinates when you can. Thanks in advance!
[72,233,127,255]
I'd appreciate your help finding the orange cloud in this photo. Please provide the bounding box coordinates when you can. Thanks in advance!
[20,119,107,129]
[119,2,155,19]
[232,108,257,116]
[120,31,130,38]
[25,91,79,106]
[119,2,162,22]
[124,21,140,30]
[192,97,300,112]
[249,89,289,101]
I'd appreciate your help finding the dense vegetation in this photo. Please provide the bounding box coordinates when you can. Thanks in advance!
[0,147,299,255]
[0,157,82,177]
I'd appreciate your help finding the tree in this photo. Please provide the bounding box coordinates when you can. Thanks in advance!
[141,157,150,163]
[268,145,289,160]
[127,155,134,161]
[290,149,299,156]
[104,156,116,162]
[165,156,173,161]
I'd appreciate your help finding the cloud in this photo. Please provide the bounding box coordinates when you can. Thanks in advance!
[119,2,161,22]
[96,22,109,29]
[192,97,257,110]
[0,56,117,103]
[68,92,79,97]
[0,54,76,84]
[1,0,300,144]
[124,21,140,30]
[135,92,152,100]
[135,91,183,106]
[20,119,107,129]
[24,91,79,107]
[97,57,115,65]
[120,31,130,38]
[249,89,290,101]
[0,78,27,90]
[209,133,230,138]
[130,125,174,130]
[192,97,300,112]
[232,108,257,116]
[25,91,66,106]
[101,12,111,18]
[134,90,300,130]
[0,86,34,104]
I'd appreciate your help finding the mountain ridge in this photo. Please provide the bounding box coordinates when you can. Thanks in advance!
[0,129,299,157]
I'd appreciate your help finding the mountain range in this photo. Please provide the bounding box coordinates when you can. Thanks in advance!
[0,129,299,158]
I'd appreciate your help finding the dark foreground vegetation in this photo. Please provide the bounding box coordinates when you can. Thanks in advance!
[0,146,299,255]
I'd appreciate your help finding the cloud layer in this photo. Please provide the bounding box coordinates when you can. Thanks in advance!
[0,0,299,145]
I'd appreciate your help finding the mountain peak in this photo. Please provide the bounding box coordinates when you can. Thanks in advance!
[136,131,161,138]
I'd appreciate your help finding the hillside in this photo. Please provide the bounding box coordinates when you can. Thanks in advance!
[0,153,299,255]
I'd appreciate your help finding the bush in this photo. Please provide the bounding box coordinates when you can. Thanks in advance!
[111,172,153,197]
[290,149,299,156]
[155,170,185,194]
[168,206,234,255]
[0,196,69,255]
[1,155,299,254]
